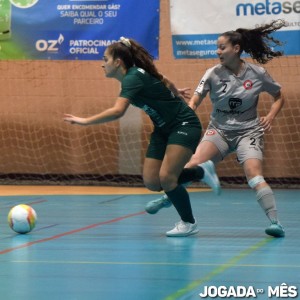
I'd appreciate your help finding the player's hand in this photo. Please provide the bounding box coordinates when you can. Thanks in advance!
[63,114,88,125]
[178,88,191,100]
[260,116,273,132]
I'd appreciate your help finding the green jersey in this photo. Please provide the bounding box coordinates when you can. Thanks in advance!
[120,67,198,128]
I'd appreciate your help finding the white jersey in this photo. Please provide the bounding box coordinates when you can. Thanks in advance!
[195,61,281,130]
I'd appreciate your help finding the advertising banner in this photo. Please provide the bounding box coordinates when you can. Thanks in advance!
[0,0,159,60]
[170,0,300,59]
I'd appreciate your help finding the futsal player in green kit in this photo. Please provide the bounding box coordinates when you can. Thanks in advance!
[64,37,220,237]
[146,20,286,238]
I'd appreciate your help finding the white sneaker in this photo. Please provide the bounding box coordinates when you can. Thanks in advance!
[145,194,172,214]
[199,160,221,195]
[166,220,199,237]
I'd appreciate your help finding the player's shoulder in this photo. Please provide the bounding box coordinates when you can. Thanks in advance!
[245,61,266,75]
[202,64,223,78]
[207,64,222,73]
[123,67,146,84]
[127,66,147,77]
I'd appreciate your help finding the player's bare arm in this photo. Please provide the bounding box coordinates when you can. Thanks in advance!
[188,93,205,111]
[64,97,130,125]
[260,91,285,131]
[162,75,191,100]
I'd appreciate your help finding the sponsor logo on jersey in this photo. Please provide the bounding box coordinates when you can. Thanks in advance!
[243,80,253,90]
[137,68,145,74]
[229,98,242,110]
[220,79,230,83]
[177,131,188,136]
[216,98,243,115]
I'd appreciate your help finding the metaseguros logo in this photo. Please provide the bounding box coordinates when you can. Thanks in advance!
[236,0,300,16]
[36,34,64,52]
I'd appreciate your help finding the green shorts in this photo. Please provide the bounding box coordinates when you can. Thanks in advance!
[146,123,202,160]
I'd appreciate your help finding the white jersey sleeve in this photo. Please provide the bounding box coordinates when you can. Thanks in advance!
[194,67,214,98]
[260,69,281,97]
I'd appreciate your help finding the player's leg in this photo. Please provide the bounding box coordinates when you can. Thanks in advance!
[243,159,285,237]
[143,127,199,236]
[237,127,285,238]
[145,141,221,214]
[143,129,166,192]
[145,127,225,214]
[186,131,224,168]
[181,140,222,195]
[144,130,173,213]
[158,144,199,237]
[143,157,163,192]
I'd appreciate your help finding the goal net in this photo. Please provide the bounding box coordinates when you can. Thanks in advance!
[0,58,299,188]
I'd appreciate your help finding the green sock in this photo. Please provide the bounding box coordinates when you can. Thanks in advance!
[165,185,195,223]
[178,167,204,184]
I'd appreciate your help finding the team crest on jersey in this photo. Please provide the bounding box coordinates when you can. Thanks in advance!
[243,80,253,90]
[206,129,216,136]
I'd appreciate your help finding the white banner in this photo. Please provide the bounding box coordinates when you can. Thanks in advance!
[170,0,300,59]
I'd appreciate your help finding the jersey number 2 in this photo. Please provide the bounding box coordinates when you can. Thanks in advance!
[250,138,256,145]
[222,83,227,93]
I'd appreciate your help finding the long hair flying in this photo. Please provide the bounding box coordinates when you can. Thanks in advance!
[222,19,287,64]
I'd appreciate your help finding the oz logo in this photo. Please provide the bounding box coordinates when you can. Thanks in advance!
[36,34,64,52]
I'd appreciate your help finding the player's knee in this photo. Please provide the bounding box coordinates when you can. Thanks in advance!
[159,173,177,192]
[143,176,162,192]
[144,181,162,192]
[248,175,266,189]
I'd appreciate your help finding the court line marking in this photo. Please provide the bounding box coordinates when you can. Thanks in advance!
[0,211,146,255]
[164,237,274,300]
[0,186,209,196]
[0,198,47,209]
[8,260,300,269]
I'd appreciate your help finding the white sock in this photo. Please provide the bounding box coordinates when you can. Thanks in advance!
[256,186,278,223]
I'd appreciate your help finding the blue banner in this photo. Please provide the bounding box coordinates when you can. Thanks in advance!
[0,0,160,60]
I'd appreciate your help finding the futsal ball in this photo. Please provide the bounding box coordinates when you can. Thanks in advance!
[8,204,37,234]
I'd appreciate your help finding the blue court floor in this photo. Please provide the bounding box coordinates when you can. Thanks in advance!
[0,188,299,300]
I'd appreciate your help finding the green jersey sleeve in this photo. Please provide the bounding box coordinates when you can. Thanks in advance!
[120,73,144,100]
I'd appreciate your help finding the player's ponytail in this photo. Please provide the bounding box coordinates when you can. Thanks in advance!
[128,38,164,81]
[222,19,287,64]
[107,37,164,81]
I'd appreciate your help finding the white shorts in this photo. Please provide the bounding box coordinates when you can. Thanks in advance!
[201,124,264,164]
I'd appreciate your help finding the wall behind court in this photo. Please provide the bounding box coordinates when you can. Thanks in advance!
[0,0,299,186]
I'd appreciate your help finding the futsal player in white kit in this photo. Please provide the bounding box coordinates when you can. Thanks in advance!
[146,19,286,238]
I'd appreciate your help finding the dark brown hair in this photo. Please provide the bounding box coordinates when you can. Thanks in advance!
[106,38,163,80]
[221,19,287,64]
